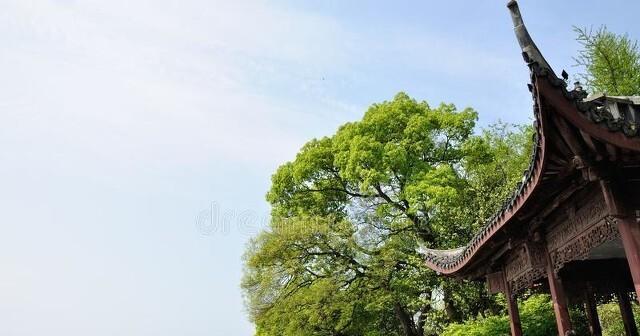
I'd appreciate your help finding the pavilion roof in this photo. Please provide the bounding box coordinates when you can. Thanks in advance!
[420,0,640,276]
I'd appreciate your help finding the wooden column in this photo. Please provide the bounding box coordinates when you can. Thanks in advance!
[600,180,640,303]
[503,271,523,336]
[584,283,602,336]
[618,215,640,302]
[545,247,573,335]
[617,288,639,336]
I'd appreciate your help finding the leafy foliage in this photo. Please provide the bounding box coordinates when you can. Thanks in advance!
[574,26,640,96]
[242,23,640,336]
[598,301,640,336]
[441,294,557,336]
[440,314,509,336]
[242,93,534,336]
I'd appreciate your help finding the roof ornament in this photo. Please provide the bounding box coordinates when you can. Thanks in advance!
[507,1,553,72]
[571,81,589,100]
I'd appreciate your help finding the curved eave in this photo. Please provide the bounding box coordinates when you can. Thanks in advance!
[423,90,546,275]
[422,0,549,275]
[422,1,640,276]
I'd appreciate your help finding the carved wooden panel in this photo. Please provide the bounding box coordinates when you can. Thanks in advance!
[546,194,607,252]
[486,272,505,294]
[505,245,529,281]
[525,240,546,269]
[503,240,547,293]
[545,191,620,272]
[490,190,620,294]
[551,216,620,272]
[510,267,546,294]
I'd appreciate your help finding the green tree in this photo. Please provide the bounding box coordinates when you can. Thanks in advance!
[441,294,557,336]
[598,301,640,336]
[574,26,640,96]
[242,93,533,335]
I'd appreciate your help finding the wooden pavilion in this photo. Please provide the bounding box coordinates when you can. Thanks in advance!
[421,2,640,335]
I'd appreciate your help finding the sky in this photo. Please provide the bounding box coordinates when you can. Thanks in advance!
[1,1,640,335]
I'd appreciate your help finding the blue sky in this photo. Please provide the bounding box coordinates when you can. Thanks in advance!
[1,1,639,335]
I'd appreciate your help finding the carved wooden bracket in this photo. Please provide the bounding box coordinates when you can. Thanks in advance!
[501,239,547,293]
[487,271,505,295]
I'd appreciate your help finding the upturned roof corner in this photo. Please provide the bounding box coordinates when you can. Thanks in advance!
[420,1,640,278]
[507,0,553,73]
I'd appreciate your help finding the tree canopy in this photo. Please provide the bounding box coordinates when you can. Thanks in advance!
[574,26,640,96]
[242,23,640,336]
[242,93,533,336]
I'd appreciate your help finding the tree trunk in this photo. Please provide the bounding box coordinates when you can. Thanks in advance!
[394,303,418,336]
[416,304,431,336]
[445,298,461,322]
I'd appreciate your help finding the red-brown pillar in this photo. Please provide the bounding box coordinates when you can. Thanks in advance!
[600,180,640,303]
[618,216,640,302]
[617,288,639,336]
[503,271,523,336]
[545,248,573,335]
[584,283,602,336]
